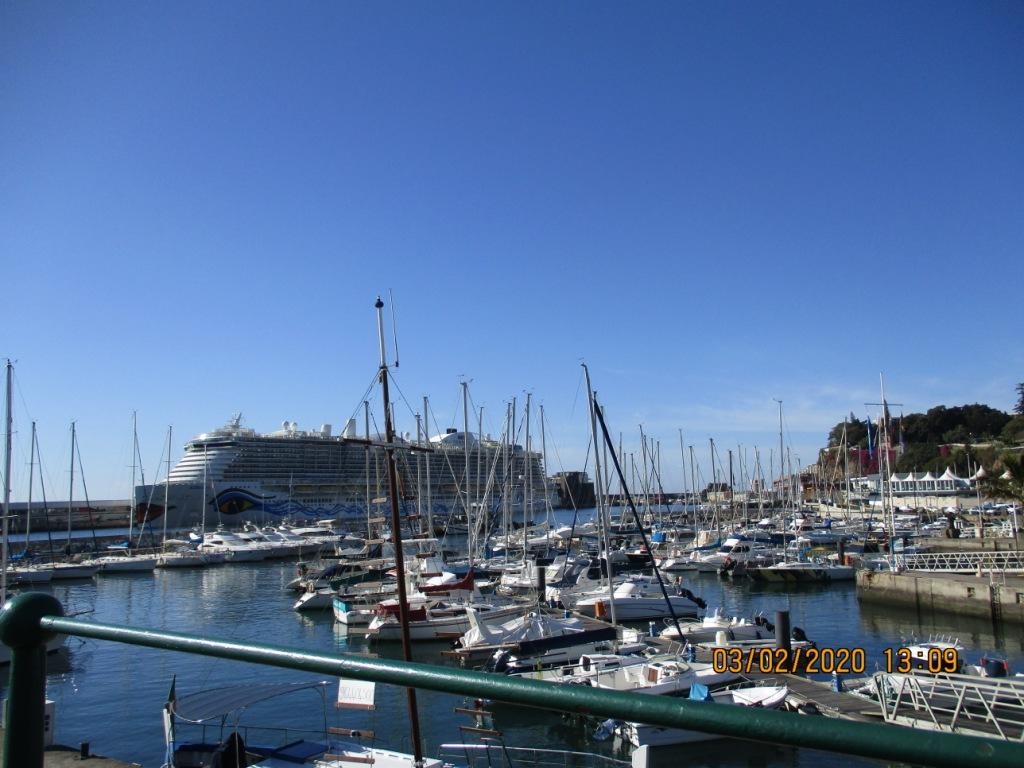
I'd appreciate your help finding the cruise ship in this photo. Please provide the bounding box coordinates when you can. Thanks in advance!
[135,415,554,532]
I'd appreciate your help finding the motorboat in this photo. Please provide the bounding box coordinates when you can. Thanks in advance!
[195,528,270,562]
[745,559,855,583]
[611,682,789,746]
[366,597,523,642]
[453,607,640,673]
[656,608,778,643]
[586,656,739,696]
[565,574,706,621]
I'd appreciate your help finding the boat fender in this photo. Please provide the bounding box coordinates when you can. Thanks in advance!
[792,627,808,642]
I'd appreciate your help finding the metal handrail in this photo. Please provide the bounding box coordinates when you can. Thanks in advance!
[896,551,1024,573]
[2,592,1024,768]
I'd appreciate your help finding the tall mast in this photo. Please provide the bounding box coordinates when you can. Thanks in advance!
[688,445,697,516]
[374,296,423,762]
[678,430,687,509]
[26,422,36,549]
[775,399,785,509]
[2,360,13,603]
[68,421,76,550]
[423,396,432,535]
[879,373,895,560]
[502,401,512,560]
[163,426,172,547]
[477,405,484,541]
[129,411,137,545]
[201,444,208,536]
[524,392,532,526]
[415,413,423,527]
[462,381,471,562]
[582,364,617,625]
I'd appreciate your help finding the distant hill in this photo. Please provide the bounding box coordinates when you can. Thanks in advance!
[824,404,1024,474]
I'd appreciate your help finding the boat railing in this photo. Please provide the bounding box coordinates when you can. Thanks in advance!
[895,551,1024,573]
[439,743,631,768]
[2,591,1023,768]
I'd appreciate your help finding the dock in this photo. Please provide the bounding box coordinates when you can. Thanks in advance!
[857,568,1024,623]
[0,729,140,767]
[767,674,881,721]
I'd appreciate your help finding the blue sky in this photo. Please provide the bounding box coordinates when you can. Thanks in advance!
[3,2,1022,502]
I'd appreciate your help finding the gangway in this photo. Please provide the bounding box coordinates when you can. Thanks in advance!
[872,671,1024,741]
[896,551,1024,574]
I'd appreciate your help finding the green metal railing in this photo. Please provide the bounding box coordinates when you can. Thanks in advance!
[2,591,1024,768]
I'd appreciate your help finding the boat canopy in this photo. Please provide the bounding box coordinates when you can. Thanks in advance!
[171,681,329,723]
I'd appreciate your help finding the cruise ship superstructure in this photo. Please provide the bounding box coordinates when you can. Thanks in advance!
[135,415,554,531]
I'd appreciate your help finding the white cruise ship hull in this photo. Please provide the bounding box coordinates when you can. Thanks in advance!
[135,419,554,532]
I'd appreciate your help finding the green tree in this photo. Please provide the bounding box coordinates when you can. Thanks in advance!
[1001,415,1024,445]
[979,451,1024,506]
[1015,382,1024,415]
[827,415,867,448]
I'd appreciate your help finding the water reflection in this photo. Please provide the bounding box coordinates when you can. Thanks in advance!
[858,600,1024,660]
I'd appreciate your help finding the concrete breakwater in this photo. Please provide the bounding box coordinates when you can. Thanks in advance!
[857,569,1024,624]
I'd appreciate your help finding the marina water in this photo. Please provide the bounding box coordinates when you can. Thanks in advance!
[8,511,1024,768]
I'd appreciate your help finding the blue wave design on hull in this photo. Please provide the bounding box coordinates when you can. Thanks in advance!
[211,488,422,521]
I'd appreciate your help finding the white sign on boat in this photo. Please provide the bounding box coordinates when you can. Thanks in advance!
[337,678,376,710]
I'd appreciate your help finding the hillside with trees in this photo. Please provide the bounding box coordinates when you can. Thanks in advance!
[822,382,1024,479]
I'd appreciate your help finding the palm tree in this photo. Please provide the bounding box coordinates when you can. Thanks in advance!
[979,451,1024,506]
[979,452,1024,539]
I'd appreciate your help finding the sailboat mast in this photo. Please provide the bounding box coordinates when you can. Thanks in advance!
[374,296,423,763]
[524,392,532,526]
[774,403,782,512]
[201,445,208,536]
[163,426,172,547]
[462,381,471,562]
[129,411,137,544]
[26,422,36,548]
[2,360,12,604]
[364,401,371,537]
[68,421,76,549]
[423,396,433,535]
[581,363,617,626]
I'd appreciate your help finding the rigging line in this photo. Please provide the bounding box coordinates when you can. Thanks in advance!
[73,430,100,554]
[388,288,400,368]
[570,363,585,420]
[385,371,423,425]
[346,375,383,430]
[591,393,688,639]
[30,430,55,557]
[138,433,169,550]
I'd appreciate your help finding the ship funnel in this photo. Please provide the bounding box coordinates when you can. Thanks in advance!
[344,419,357,438]
[321,424,332,437]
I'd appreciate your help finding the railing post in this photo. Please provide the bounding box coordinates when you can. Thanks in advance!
[0,592,64,768]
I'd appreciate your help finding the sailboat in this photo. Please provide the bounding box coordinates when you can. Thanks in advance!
[46,422,100,580]
[8,420,53,586]
[161,679,447,768]
[85,412,158,573]
[1,359,65,663]
[158,434,214,568]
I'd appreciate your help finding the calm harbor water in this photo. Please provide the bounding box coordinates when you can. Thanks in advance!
[6,515,1023,768]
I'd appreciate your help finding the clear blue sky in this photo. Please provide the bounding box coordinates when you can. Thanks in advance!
[3,1,1022,502]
